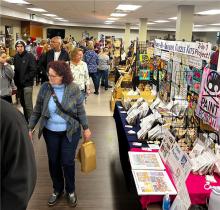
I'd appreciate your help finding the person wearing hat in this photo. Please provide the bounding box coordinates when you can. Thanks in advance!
[13,40,37,122]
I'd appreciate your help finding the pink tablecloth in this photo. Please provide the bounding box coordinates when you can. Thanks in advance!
[130,148,220,209]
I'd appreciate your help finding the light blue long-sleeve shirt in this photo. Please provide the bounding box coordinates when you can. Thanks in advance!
[45,84,67,131]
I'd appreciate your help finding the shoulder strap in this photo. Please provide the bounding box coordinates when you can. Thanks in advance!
[48,83,80,122]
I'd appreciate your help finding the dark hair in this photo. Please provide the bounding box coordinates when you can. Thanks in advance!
[48,61,73,84]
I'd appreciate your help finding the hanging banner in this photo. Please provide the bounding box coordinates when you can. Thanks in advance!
[195,67,220,131]
[154,39,212,61]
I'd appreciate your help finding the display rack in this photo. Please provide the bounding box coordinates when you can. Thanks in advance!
[153,39,219,151]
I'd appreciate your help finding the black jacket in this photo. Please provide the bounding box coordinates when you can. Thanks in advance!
[14,51,36,88]
[38,48,70,81]
[0,99,37,210]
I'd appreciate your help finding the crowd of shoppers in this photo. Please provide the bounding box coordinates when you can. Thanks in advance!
[0,35,120,209]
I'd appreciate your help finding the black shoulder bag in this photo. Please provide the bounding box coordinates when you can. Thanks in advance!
[48,83,80,122]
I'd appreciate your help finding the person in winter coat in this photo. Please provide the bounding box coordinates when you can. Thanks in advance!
[38,36,70,83]
[0,99,37,210]
[13,40,36,122]
[28,61,91,207]
[0,51,16,103]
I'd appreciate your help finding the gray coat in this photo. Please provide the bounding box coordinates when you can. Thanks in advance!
[0,63,14,96]
[28,82,89,141]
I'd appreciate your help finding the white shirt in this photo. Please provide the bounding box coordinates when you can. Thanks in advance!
[54,51,61,61]
[70,61,90,91]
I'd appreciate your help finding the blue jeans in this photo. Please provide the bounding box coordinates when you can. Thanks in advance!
[43,127,81,194]
[98,69,108,89]
[89,72,99,93]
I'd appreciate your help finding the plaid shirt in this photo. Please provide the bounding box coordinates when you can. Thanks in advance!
[29,82,89,142]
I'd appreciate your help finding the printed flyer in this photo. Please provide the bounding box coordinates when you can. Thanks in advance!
[166,143,192,185]
[132,170,177,195]
[128,152,165,170]
[195,67,220,131]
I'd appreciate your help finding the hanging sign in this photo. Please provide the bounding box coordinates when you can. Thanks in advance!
[187,55,203,69]
[195,67,220,131]
[154,48,161,56]
[154,39,212,61]
[161,50,171,61]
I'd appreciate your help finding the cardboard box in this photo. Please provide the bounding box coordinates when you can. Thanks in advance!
[122,90,156,105]
[110,96,121,111]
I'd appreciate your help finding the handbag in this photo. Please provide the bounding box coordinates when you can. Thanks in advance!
[77,140,96,173]
[48,83,80,122]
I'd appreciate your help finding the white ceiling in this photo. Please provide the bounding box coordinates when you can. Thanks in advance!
[1,0,220,31]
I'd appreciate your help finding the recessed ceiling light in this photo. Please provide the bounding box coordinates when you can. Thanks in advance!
[194,25,204,27]
[55,18,64,20]
[27,8,47,12]
[110,13,127,17]
[116,4,142,11]
[147,22,156,25]
[43,14,57,17]
[107,17,119,20]
[197,9,220,15]
[59,19,68,22]
[105,21,115,23]
[210,23,220,26]
[3,0,30,4]
[154,20,170,23]
[169,17,177,20]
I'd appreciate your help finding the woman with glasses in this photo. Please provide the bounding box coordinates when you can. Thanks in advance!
[28,60,91,207]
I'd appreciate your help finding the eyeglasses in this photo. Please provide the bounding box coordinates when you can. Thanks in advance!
[47,73,61,78]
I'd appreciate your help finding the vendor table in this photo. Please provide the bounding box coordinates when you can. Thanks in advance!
[113,101,220,209]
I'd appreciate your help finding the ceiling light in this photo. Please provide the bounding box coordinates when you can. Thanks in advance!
[194,25,204,27]
[111,13,127,17]
[105,21,115,23]
[169,17,177,20]
[27,8,47,12]
[147,22,156,25]
[210,23,220,26]
[43,14,57,17]
[105,22,112,25]
[116,4,141,11]
[154,20,170,23]
[55,18,64,20]
[107,17,119,20]
[197,9,220,15]
[3,0,30,4]
[59,19,68,22]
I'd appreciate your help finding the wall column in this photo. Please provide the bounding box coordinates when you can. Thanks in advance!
[139,18,147,42]
[176,5,194,41]
[124,23,131,52]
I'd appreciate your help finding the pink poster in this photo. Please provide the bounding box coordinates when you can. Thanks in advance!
[195,67,220,131]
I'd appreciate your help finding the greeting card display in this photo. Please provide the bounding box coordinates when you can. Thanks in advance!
[128,152,165,170]
[132,170,177,195]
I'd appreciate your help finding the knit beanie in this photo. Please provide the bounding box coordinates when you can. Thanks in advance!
[15,40,26,48]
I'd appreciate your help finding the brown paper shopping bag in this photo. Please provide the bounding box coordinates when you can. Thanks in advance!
[77,140,96,173]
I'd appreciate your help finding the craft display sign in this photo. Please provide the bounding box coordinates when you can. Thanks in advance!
[196,67,220,131]
[161,50,171,61]
[187,56,203,69]
[190,68,203,94]
[154,39,211,61]
[139,69,151,81]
